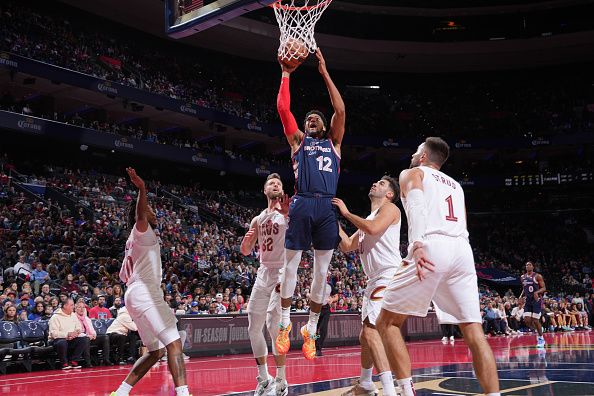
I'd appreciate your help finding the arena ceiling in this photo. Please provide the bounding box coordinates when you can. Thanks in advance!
[58,0,594,72]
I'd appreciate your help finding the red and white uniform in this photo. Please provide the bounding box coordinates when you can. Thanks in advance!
[247,209,287,357]
[359,208,401,325]
[383,166,481,324]
[121,225,178,351]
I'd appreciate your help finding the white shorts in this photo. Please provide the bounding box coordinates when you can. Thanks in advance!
[125,284,179,352]
[382,236,481,324]
[523,311,542,320]
[362,273,395,326]
[247,266,282,319]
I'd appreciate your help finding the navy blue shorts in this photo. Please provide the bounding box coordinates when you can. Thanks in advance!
[285,196,339,251]
[524,299,542,315]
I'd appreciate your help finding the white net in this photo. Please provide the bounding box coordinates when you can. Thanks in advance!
[272,0,332,62]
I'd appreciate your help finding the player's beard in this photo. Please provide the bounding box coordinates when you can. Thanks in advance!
[267,191,283,200]
[306,126,325,138]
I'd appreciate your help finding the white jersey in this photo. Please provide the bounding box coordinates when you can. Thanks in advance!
[120,225,162,289]
[403,166,469,241]
[358,207,402,280]
[256,209,287,269]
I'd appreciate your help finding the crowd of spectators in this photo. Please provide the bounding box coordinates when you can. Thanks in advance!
[0,148,592,371]
[477,285,592,339]
[2,0,594,142]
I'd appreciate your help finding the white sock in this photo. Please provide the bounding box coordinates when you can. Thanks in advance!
[359,367,373,390]
[281,307,291,328]
[115,381,133,396]
[276,365,286,381]
[175,385,190,396]
[257,363,269,379]
[396,377,415,396]
[486,393,501,396]
[307,311,320,336]
[379,371,397,396]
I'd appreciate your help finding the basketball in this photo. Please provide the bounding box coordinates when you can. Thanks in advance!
[278,37,309,68]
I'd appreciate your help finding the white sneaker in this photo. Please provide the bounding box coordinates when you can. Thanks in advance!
[255,375,276,396]
[340,381,378,396]
[441,336,447,343]
[275,377,288,396]
[182,354,190,360]
[449,336,455,342]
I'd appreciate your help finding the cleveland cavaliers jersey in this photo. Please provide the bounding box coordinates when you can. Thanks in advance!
[358,208,402,280]
[402,166,469,241]
[292,136,340,196]
[256,209,287,268]
[120,225,162,288]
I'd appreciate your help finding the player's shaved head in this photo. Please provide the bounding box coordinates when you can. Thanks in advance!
[423,137,450,167]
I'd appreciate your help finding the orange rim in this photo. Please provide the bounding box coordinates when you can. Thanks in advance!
[270,0,332,11]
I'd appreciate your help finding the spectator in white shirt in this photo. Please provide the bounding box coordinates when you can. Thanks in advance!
[509,300,525,331]
[106,307,138,364]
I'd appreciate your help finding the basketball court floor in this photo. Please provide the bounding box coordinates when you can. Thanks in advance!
[1,331,592,395]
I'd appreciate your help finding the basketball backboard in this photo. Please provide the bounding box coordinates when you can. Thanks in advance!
[166,0,276,38]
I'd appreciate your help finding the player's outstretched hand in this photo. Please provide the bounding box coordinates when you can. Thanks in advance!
[331,198,350,216]
[244,228,256,241]
[316,48,328,76]
[275,194,290,216]
[126,167,145,190]
[413,246,435,281]
[279,58,299,74]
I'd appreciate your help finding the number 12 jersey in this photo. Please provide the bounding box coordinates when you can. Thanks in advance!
[292,136,341,197]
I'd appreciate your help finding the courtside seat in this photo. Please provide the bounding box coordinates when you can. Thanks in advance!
[0,321,32,374]
[19,321,56,370]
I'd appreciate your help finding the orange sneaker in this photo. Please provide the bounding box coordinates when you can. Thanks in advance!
[275,323,292,355]
[300,325,318,360]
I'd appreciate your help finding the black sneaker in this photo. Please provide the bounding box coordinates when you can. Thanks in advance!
[70,361,82,369]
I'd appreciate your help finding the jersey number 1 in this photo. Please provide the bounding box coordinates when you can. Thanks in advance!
[445,195,458,222]
[316,156,333,173]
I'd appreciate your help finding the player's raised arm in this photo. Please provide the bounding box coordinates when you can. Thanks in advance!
[240,217,259,256]
[399,168,426,247]
[277,61,304,153]
[126,167,149,233]
[337,223,359,253]
[316,49,345,150]
[399,168,434,279]
[332,198,399,236]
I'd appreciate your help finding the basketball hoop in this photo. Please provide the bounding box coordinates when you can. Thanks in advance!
[271,0,333,62]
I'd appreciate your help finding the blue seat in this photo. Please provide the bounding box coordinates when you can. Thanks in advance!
[18,321,55,369]
[92,319,108,335]
[90,319,110,365]
[0,321,32,374]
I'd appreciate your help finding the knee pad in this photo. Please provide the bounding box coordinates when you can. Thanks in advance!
[310,249,333,304]
[280,249,302,299]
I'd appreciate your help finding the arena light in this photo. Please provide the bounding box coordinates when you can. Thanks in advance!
[346,85,380,90]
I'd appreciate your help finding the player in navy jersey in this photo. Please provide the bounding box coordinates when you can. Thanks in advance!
[520,261,547,348]
[274,48,346,360]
